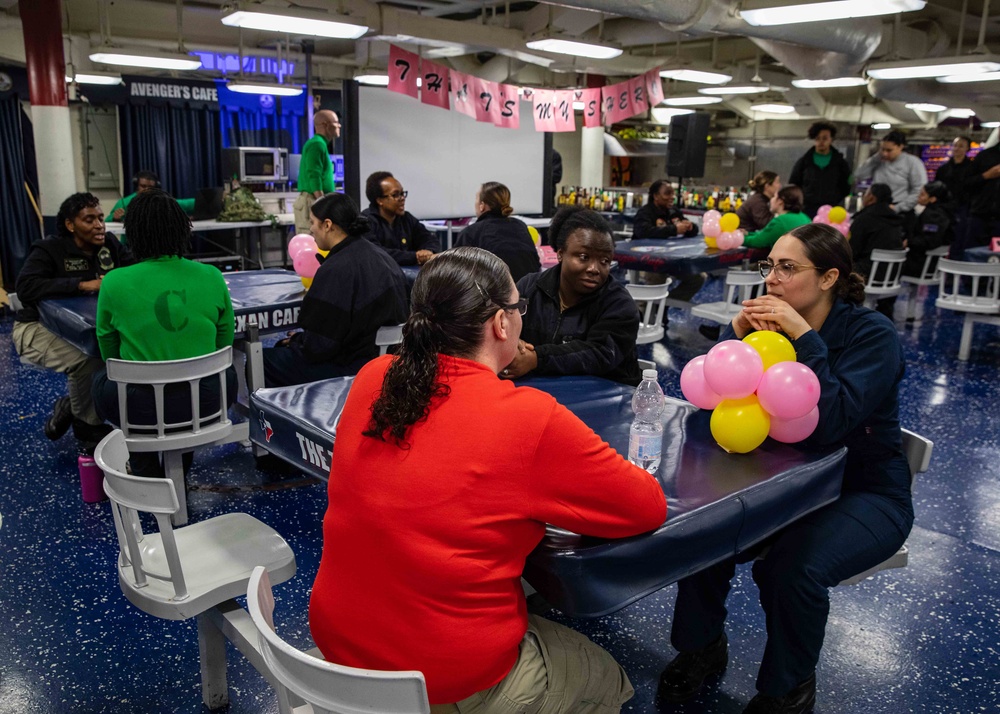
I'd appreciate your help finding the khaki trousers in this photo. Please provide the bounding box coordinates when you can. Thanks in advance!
[293,192,317,234]
[430,615,634,714]
[13,321,104,425]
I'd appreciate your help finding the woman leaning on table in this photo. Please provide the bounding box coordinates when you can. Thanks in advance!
[657,223,912,714]
[309,246,665,713]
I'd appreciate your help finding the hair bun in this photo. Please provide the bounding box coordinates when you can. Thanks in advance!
[347,216,371,237]
[500,206,514,217]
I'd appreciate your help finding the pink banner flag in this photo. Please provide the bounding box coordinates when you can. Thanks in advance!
[388,45,419,99]
[602,81,633,125]
[474,77,502,124]
[629,76,649,116]
[496,84,520,128]
[420,59,450,109]
[532,89,557,132]
[577,88,602,128]
[450,70,476,119]
[645,68,664,106]
[552,90,576,132]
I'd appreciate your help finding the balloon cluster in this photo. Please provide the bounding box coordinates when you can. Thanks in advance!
[813,204,850,237]
[701,210,745,250]
[680,332,821,453]
[288,234,326,288]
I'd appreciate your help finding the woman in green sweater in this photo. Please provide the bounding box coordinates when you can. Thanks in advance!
[743,185,811,249]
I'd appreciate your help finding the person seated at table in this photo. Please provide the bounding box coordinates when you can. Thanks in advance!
[309,246,666,712]
[505,206,641,386]
[657,223,911,714]
[91,189,237,478]
[848,183,904,319]
[902,181,952,277]
[362,171,440,266]
[454,181,541,283]
[110,170,195,224]
[264,193,409,387]
[737,171,781,232]
[743,185,811,249]
[632,180,704,307]
[13,192,130,449]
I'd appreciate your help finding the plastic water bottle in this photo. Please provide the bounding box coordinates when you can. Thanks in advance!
[629,369,665,474]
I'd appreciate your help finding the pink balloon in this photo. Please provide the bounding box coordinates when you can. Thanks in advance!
[732,229,745,246]
[756,362,821,420]
[288,234,318,261]
[703,340,764,399]
[680,355,724,410]
[703,210,722,223]
[769,406,820,443]
[812,215,830,225]
[292,248,320,279]
[835,221,851,237]
[702,223,722,238]
[717,231,739,250]
[816,205,832,217]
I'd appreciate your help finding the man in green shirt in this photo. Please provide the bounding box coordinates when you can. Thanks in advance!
[111,170,160,220]
[294,109,340,233]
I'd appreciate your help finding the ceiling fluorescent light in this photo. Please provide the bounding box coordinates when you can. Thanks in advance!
[663,95,723,106]
[355,74,390,86]
[947,108,976,118]
[227,80,303,97]
[659,68,732,85]
[905,102,947,112]
[650,107,695,123]
[741,0,925,27]
[750,103,796,114]
[872,122,892,129]
[938,71,1000,83]
[867,56,1000,80]
[791,77,868,88]
[65,71,122,85]
[90,48,202,70]
[699,84,769,95]
[221,9,368,40]
[981,121,1000,128]
[525,37,622,60]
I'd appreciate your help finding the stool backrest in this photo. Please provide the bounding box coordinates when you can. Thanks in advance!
[915,245,950,282]
[937,258,1000,309]
[865,249,907,291]
[626,283,670,329]
[7,291,24,312]
[723,269,766,306]
[376,324,405,356]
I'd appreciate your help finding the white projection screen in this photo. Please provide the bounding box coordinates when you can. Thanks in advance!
[356,86,546,219]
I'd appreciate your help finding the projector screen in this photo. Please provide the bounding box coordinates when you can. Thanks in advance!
[356,86,546,219]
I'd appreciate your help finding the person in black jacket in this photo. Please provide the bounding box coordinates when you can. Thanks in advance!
[848,184,904,320]
[362,171,440,266]
[13,192,130,447]
[958,142,1000,258]
[935,137,975,258]
[503,206,641,386]
[264,193,409,387]
[903,182,952,277]
[455,181,540,283]
[788,121,853,218]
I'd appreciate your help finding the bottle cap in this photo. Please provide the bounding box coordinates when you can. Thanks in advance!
[642,368,658,381]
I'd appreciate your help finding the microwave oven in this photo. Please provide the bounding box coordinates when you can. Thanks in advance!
[222,147,288,183]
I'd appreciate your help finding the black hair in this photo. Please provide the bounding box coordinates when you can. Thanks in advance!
[749,171,779,194]
[955,135,973,147]
[547,205,614,251]
[868,183,893,204]
[923,180,951,203]
[479,181,514,217]
[57,192,101,239]
[808,121,837,140]
[647,179,673,204]
[122,188,191,261]
[775,185,804,213]
[883,130,907,147]
[363,246,513,447]
[133,170,159,187]
[788,223,866,305]
[310,193,370,236]
[365,171,394,206]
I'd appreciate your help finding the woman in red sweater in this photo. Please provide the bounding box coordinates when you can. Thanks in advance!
[309,246,667,712]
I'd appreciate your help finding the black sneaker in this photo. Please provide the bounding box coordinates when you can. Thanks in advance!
[743,673,816,714]
[656,633,728,704]
[72,420,113,451]
[44,396,74,440]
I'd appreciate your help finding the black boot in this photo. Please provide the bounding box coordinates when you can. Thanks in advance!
[743,673,816,714]
[656,632,728,704]
[72,419,113,452]
[44,396,74,440]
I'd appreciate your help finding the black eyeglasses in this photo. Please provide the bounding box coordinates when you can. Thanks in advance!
[496,297,528,316]
[758,260,825,282]
[384,190,408,200]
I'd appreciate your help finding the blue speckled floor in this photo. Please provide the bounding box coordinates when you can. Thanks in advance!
[1,277,998,713]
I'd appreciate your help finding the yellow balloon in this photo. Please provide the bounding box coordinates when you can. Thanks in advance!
[720,212,740,233]
[705,235,718,249]
[710,395,771,453]
[742,331,797,371]
[300,276,313,289]
[527,225,541,246]
[828,206,847,224]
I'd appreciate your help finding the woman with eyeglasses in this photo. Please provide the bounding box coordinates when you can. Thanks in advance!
[742,185,811,249]
[362,171,440,265]
[658,223,911,714]
[454,181,541,283]
[309,246,666,712]
[503,206,641,385]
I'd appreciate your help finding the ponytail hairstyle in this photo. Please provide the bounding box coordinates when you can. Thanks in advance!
[363,246,514,447]
[479,181,514,217]
[749,170,779,195]
[310,193,370,236]
[547,205,614,251]
[922,180,950,204]
[775,185,804,214]
[788,223,865,305]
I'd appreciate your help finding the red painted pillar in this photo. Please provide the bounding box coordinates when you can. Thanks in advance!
[20,0,78,218]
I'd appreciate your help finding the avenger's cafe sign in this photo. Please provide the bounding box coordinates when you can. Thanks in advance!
[79,76,219,108]
[129,80,218,103]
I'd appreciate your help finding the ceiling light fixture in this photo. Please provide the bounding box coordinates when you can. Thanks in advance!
[650,107,696,123]
[699,84,770,95]
[791,77,868,88]
[740,0,924,27]
[905,102,947,112]
[89,47,202,71]
[938,70,1000,84]
[659,68,733,85]
[525,36,622,60]
[981,121,1000,128]
[750,102,796,113]
[663,95,724,106]
[221,8,369,40]
[867,56,1000,80]
[65,71,122,85]
[227,79,303,96]
[947,108,976,118]
[872,122,892,129]
[355,74,390,86]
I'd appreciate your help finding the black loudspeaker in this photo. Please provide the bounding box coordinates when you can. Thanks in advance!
[666,113,711,178]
